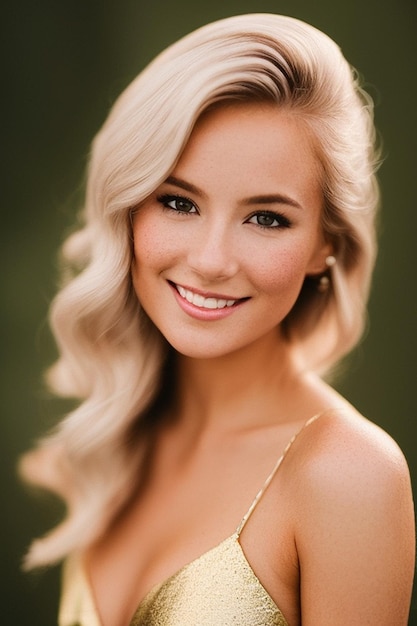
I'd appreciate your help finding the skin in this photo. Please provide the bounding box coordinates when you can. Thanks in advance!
[86,104,415,626]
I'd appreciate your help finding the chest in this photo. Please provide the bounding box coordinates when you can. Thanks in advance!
[85,435,300,625]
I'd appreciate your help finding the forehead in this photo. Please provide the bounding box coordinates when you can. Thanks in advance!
[171,102,323,204]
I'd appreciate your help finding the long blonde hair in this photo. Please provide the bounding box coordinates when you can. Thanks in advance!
[21,13,380,568]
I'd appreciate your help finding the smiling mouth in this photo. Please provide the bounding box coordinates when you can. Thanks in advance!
[171,282,245,310]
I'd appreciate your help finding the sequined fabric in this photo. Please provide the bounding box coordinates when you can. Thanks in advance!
[130,533,288,625]
[59,534,288,626]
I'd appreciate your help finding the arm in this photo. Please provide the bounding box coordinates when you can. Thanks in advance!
[294,414,415,625]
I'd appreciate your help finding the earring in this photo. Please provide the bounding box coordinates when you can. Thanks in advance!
[318,255,336,292]
[318,275,330,292]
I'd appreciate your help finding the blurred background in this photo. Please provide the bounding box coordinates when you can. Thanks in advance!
[2,0,416,623]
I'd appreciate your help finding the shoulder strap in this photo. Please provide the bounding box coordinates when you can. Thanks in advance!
[235,409,335,536]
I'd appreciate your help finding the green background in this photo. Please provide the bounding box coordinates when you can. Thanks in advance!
[3,1,416,623]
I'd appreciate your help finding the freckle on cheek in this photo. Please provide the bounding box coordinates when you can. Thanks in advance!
[257,257,300,291]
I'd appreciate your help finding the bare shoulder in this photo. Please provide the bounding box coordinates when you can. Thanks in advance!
[284,406,415,624]
[287,406,412,500]
[282,403,415,551]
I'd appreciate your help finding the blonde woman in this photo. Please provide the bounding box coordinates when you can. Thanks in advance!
[21,14,415,626]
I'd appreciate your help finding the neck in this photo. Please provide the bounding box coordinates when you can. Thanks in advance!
[171,332,304,435]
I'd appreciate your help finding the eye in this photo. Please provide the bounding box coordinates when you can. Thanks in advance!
[247,211,291,229]
[158,194,198,214]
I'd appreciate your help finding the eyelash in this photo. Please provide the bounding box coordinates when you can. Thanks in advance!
[158,194,197,214]
[157,194,292,230]
[247,210,291,230]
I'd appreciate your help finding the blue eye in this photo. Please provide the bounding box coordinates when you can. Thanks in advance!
[158,194,197,214]
[247,211,291,229]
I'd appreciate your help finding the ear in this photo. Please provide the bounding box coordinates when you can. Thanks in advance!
[306,241,334,276]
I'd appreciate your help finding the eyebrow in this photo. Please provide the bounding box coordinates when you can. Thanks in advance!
[242,194,302,209]
[163,175,302,209]
[164,176,205,197]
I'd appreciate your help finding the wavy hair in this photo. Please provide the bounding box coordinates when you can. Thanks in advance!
[21,13,380,568]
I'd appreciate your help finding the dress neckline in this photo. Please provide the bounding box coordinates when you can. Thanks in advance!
[133,410,324,610]
[65,531,286,626]
[129,532,288,625]
[61,409,337,626]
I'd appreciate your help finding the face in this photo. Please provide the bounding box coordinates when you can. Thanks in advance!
[131,103,330,360]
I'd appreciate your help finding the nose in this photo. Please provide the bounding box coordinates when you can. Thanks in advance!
[186,220,239,281]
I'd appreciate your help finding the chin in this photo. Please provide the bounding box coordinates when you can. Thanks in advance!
[168,341,232,361]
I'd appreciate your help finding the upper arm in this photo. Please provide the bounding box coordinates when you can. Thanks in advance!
[294,415,415,626]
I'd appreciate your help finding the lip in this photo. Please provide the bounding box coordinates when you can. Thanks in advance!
[168,281,249,321]
[169,281,243,301]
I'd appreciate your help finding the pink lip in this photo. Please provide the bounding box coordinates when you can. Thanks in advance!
[168,281,248,322]
[169,280,242,301]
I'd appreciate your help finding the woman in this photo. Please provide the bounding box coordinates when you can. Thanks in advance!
[21,13,414,626]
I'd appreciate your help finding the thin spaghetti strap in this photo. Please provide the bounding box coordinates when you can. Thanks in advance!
[235,409,336,536]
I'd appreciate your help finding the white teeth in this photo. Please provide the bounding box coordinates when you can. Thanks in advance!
[194,293,205,307]
[176,285,237,309]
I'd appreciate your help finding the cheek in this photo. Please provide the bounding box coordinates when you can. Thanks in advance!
[131,219,162,302]
[247,246,309,295]
[132,217,176,271]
